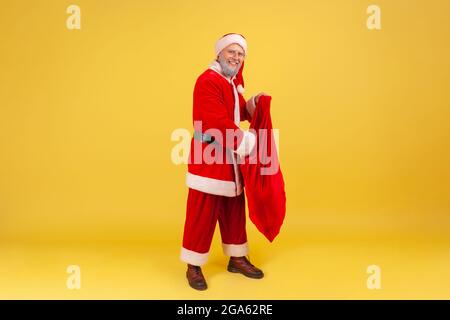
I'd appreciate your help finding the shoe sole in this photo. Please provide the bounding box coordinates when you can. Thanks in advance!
[227,266,264,279]
[189,283,207,291]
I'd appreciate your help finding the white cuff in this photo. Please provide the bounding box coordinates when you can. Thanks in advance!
[235,130,256,157]
[246,96,256,117]
[222,242,249,257]
[180,247,209,266]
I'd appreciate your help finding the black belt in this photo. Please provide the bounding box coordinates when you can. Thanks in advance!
[193,131,215,144]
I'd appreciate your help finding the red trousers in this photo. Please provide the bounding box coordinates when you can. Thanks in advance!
[180,188,249,266]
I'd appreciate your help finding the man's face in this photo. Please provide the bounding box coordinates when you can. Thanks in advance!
[217,43,245,78]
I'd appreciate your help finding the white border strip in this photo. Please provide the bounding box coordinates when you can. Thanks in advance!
[222,242,249,257]
[186,172,238,197]
[180,247,209,266]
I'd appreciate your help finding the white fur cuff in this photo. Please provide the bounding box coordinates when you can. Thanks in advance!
[222,242,249,257]
[235,130,256,157]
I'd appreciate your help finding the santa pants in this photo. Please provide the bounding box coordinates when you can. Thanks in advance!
[180,188,249,266]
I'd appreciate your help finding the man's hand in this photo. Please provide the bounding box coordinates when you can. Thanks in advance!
[254,92,268,105]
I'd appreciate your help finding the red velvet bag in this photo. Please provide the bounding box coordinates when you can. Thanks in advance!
[240,95,286,242]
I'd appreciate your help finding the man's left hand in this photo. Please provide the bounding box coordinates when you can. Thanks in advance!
[254,92,268,105]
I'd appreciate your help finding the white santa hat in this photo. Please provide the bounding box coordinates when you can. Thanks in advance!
[215,33,248,57]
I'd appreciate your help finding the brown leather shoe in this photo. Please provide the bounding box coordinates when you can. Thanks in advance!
[186,264,207,291]
[227,256,264,279]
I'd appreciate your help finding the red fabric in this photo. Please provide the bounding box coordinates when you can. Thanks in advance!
[183,188,247,254]
[240,95,286,242]
[188,65,249,184]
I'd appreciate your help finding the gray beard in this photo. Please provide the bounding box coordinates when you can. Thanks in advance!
[218,57,240,78]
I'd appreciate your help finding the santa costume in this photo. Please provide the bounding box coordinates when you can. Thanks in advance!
[180,33,258,266]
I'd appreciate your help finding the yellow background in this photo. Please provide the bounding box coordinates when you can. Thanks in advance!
[1,0,449,299]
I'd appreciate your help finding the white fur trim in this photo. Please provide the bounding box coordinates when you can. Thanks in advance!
[186,172,242,197]
[215,34,247,56]
[237,84,245,94]
[235,131,256,157]
[222,242,249,257]
[246,96,256,117]
[231,81,240,125]
[180,247,209,266]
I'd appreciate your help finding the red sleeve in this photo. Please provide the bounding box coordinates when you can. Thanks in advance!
[194,76,244,150]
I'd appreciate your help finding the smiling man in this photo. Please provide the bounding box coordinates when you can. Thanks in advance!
[180,33,266,290]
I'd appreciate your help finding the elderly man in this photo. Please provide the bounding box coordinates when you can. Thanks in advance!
[180,33,267,290]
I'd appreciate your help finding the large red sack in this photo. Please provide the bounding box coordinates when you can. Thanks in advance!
[240,95,286,242]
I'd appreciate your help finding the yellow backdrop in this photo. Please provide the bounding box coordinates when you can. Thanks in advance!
[1,0,449,299]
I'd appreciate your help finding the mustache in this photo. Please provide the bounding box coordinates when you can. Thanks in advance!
[218,57,241,77]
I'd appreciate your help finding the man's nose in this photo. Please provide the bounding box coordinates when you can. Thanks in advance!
[231,52,240,60]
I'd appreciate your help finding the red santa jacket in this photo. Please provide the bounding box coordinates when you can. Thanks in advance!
[186,60,257,197]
